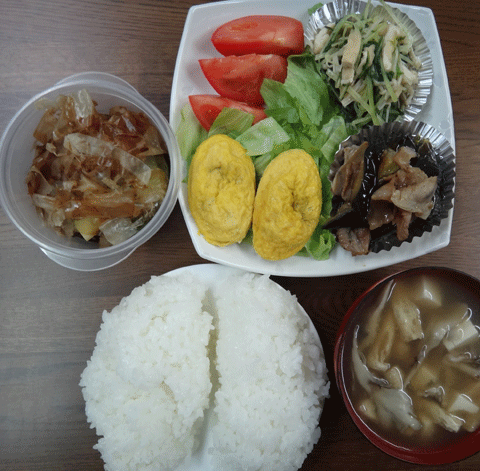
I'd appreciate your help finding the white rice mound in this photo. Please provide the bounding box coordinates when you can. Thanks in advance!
[80,268,329,471]
[79,272,213,471]
[209,272,329,471]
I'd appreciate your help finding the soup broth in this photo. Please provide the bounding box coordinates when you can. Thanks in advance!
[347,272,480,448]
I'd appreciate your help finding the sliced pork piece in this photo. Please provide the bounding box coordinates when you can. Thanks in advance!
[371,181,395,202]
[393,208,413,241]
[336,227,370,256]
[372,163,438,223]
[393,146,417,169]
[391,176,438,219]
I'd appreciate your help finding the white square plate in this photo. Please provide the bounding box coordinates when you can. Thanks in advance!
[170,0,455,277]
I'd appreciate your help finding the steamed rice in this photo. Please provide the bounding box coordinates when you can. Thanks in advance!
[80,273,213,471]
[209,273,329,471]
[80,268,329,471]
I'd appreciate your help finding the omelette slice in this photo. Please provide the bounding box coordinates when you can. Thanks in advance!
[253,149,322,260]
[188,134,255,247]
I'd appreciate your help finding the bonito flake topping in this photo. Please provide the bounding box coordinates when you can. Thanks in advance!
[26,89,169,246]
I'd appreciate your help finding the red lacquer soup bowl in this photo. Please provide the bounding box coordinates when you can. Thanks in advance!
[334,266,480,464]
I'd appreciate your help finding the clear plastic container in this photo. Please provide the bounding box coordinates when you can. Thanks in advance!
[0,72,181,271]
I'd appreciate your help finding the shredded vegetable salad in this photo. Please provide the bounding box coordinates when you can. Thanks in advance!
[309,0,422,126]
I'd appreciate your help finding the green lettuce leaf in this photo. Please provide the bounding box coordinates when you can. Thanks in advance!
[176,103,207,169]
[301,223,337,260]
[236,117,290,157]
[208,107,254,138]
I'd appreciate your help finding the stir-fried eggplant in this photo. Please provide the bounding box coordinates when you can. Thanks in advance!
[325,134,439,255]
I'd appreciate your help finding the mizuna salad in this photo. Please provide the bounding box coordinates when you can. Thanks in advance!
[308,0,423,126]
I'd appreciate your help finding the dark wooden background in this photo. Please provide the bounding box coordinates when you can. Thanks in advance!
[1,0,479,469]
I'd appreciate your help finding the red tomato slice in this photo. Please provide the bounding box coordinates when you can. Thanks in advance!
[211,15,304,57]
[189,95,267,131]
[199,54,288,106]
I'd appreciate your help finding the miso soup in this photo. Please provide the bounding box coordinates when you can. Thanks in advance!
[346,270,480,448]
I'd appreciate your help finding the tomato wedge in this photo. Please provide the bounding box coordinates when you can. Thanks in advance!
[189,95,267,131]
[211,15,304,57]
[199,54,288,106]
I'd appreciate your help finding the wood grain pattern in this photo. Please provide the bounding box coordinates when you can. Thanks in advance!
[1,0,479,469]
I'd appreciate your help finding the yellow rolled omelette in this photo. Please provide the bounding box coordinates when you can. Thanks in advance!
[188,134,256,247]
[253,149,322,261]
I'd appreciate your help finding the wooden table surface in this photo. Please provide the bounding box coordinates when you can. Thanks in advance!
[1,0,479,469]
